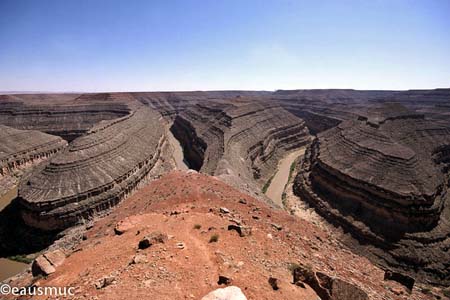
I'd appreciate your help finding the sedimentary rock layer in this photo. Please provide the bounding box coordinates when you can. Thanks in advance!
[169,98,311,194]
[271,88,450,133]
[18,101,166,230]
[0,94,130,141]
[0,125,67,178]
[294,105,450,284]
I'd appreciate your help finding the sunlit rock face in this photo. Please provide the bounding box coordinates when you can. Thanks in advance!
[18,97,167,230]
[294,104,450,284]
[0,125,67,177]
[0,93,130,141]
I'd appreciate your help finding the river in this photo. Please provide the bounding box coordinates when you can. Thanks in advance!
[0,185,29,282]
[265,147,306,207]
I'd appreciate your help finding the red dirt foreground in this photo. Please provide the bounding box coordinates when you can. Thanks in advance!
[8,171,434,299]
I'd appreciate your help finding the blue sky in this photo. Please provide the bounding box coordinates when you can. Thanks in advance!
[0,0,449,92]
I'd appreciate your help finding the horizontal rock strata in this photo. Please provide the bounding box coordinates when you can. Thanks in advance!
[18,101,166,230]
[0,93,130,141]
[169,99,311,196]
[0,125,67,178]
[294,106,450,284]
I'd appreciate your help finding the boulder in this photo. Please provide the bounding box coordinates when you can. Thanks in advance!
[32,256,56,276]
[201,286,247,300]
[44,249,65,267]
[292,264,368,300]
[31,249,66,276]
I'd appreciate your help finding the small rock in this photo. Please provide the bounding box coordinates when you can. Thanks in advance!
[95,276,115,289]
[228,224,252,237]
[131,254,148,264]
[201,286,247,300]
[138,231,168,249]
[391,287,404,296]
[176,242,185,249]
[229,218,242,225]
[271,223,283,231]
[217,275,232,285]
[220,207,230,214]
[267,233,273,239]
[238,199,247,204]
[268,277,279,290]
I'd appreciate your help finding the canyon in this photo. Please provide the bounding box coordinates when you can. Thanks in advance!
[0,89,449,299]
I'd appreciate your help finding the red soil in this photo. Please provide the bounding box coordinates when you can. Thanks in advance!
[9,171,432,300]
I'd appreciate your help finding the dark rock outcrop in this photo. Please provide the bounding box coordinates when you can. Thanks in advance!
[292,264,368,300]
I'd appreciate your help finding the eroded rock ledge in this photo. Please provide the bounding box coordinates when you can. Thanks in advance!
[169,99,311,195]
[18,100,167,230]
[0,93,130,141]
[294,105,450,284]
[0,125,67,178]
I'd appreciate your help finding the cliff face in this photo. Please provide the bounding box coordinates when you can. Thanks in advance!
[0,125,67,178]
[169,98,311,195]
[294,105,450,284]
[17,99,169,230]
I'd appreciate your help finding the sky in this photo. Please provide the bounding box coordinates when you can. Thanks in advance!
[0,0,449,92]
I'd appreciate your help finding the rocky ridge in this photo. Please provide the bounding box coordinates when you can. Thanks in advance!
[5,171,436,300]
[17,95,172,230]
[294,105,450,284]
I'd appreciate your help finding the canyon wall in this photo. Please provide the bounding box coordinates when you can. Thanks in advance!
[294,105,450,284]
[17,98,169,230]
[169,98,311,197]
[0,93,130,141]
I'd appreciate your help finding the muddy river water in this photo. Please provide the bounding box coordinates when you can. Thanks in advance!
[0,186,28,282]
[265,147,306,207]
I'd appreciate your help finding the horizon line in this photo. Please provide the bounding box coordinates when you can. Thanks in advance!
[1,87,450,95]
